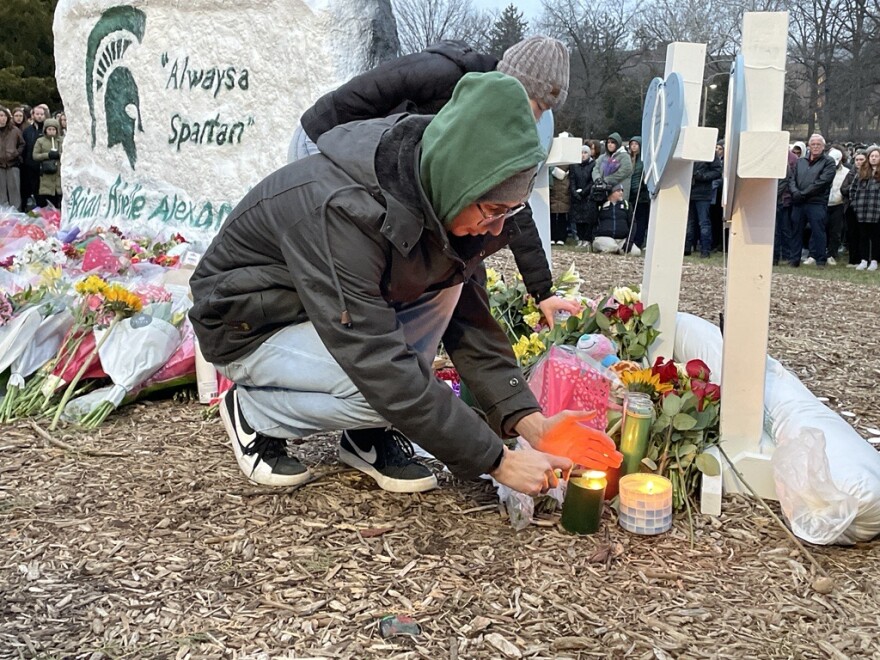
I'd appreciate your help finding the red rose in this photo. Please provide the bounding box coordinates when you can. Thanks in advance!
[686,359,711,381]
[704,383,721,404]
[633,301,644,315]
[652,357,678,383]
[690,378,708,410]
[617,305,634,322]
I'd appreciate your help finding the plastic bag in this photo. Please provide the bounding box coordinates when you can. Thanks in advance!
[492,438,567,530]
[772,428,858,545]
[527,344,611,431]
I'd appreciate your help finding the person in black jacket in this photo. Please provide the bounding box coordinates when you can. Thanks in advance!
[789,133,836,267]
[592,183,631,253]
[569,142,596,245]
[289,37,581,326]
[685,155,723,257]
[21,104,47,210]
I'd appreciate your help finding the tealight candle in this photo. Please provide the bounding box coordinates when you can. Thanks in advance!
[618,474,673,535]
[561,471,606,534]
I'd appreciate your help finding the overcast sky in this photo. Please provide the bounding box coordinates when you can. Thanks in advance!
[473,0,544,22]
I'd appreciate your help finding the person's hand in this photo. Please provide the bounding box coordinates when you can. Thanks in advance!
[516,410,623,472]
[490,444,572,496]
[48,150,60,160]
[791,190,804,202]
[538,297,583,329]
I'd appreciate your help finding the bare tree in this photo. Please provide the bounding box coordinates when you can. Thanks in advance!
[538,0,645,138]
[392,0,494,55]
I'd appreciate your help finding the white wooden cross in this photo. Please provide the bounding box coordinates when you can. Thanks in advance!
[640,43,719,361]
[531,111,583,263]
[718,12,791,501]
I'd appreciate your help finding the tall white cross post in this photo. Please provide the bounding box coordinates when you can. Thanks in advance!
[640,44,718,361]
[719,12,791,500]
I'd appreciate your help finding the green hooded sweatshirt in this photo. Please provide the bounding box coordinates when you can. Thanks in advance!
[419,71,546,225]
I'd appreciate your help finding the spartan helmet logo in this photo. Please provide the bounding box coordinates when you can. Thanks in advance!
[86,6,146,170]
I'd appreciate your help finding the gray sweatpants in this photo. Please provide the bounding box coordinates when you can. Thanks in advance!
[218,285,462,439]
[0,167,21,210]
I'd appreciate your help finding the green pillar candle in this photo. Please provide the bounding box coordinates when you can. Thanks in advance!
[620,392,654,476]
[561,471,607,534]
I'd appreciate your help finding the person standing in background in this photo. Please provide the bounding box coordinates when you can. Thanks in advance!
[0,107,25,210]
[788,134,835,267]
[569,142,597,247]
[848,146,880,271]
[21,105,47,210]
[627,136,649,250]
[846,150,867,267]
[826,147,853,266]
[31,118,63,209]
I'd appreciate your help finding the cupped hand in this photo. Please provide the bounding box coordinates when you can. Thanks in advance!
[490,444,573,496]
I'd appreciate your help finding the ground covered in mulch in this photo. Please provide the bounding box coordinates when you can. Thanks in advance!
[2,251,879,660]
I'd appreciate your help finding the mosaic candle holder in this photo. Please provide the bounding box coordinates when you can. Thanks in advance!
[560,471,607,535]
[619,392,654,476]
[618,474,673,535]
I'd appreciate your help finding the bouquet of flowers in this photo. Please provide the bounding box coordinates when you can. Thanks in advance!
[63,299,185,428]
[617,356,722,513]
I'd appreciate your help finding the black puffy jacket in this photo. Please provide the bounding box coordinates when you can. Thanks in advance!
[595,201,630,239]
[301,41,497,143]
[789,153,837,205]
[299,41,556,302]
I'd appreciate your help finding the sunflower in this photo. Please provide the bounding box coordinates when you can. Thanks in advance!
[101,284,143,315]
[619,368,673,397]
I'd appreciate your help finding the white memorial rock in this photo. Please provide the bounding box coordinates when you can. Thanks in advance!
[54,0,397,245]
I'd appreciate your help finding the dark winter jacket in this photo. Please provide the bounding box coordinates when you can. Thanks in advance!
[777,150,799,207]
[593,132,634,199]
[789,153,836,205]
[299,40,554,303]
[22,121,44,173]
[595,200,630,239]
[190,113,543,480]
[300,40,497,143]
[690,156,723,202]
[0,110,25,168]
[568,159,594,225]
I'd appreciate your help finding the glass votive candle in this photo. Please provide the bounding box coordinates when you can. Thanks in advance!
[620,392,654,476]
[618,473,673,535]
[560,471,607,534]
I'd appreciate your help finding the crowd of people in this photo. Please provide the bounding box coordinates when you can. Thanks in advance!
[777,135,879,271]
[0,104,66,213]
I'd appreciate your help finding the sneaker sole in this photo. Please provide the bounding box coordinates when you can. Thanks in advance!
[219,394,312,487]
[338,446,438,493]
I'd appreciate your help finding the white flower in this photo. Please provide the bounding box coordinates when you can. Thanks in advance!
[613,286,640,305]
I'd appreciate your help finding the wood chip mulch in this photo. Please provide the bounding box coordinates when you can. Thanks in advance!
[1,250,878,659]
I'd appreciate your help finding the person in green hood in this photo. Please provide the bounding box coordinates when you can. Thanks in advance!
[191,72,592,498]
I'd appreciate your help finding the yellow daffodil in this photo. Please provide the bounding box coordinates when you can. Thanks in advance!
[620,368,673,397]
[523,311,541,329]
[486,268,500,289]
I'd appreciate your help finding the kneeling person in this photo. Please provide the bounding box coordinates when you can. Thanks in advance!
[592,183,632,254]
[190,73,573,496]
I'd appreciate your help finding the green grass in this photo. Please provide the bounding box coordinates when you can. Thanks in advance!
[553,245,880,286]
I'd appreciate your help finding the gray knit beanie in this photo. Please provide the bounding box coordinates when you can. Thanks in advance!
[478,167,538,204]
[497,36,569,111]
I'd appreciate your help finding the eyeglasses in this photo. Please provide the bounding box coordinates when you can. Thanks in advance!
[476,203,526,226]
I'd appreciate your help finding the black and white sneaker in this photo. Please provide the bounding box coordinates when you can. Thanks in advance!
[219,385,311,486]
[339,428,438,493]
